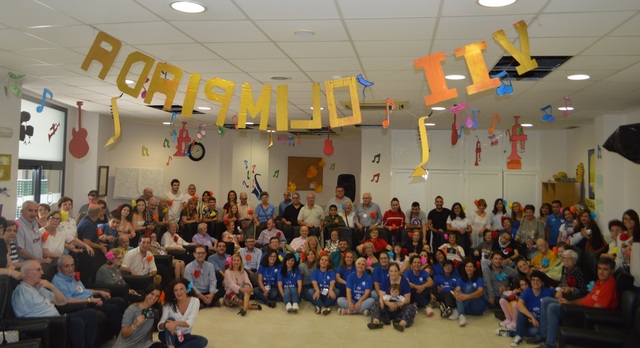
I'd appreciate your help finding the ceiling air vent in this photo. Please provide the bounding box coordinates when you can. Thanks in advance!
[339,100,408,111]
[147,105,204,115]
[489,56,572,81]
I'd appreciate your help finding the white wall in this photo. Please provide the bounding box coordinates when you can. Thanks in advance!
[0,68,21,217]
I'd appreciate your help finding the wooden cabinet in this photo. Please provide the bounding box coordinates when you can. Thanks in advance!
[542,181,581,205]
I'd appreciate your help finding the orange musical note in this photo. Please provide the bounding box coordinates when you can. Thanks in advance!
[252,165,256,174]
[166,156,172,166]
[489,113,501,133]
[382,98,395,128]
[371,173,380,183]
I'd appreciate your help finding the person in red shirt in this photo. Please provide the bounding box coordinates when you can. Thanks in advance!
[356,227,392,254]
[383,198,406,244]
[527,257,618,348]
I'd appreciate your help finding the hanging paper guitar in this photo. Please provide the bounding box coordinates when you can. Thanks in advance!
[323,126,334,156]
[475,138,482,166]
[69,101,89,159]
[449,103,466,146]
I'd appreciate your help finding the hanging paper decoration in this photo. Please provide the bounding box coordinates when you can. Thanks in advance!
[217,126,224,136]
[475,137,482,166]
[268,131,273,149]
[471,109,479,129]
[70,101,90,158]
[356,74,374,99]
[562,97,573,116]
[411,113,432,177]
[4,72,26,97]
[493,21,538,75]
[323,126,334,156]
[196,123,206,139]
[174,122,192,157]
[449,103,466,146]
[36,88,53,113]
[490,70,514,95]
[382,98,395,128]
[506,116,528,170]
[287,182,297,192]
[540,104,554,123]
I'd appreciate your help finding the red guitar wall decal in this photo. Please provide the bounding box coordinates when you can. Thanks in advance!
[451,112,459,145]
[69,101,89,159]
[323,126,334,156]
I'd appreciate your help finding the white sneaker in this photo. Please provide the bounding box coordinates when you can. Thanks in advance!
[448,309,459,320]
[458,314,467,327]
[362,309,370,316]
[286,303,292,313]
[510,335,522,347]
[292,302,299,312]
[426,307,434,317]
[495,328,511,337]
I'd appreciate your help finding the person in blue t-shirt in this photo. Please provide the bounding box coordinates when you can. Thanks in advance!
[433,260,461,318]
[453,259,486,326]
[544,200,564,248]
[367,263,417,332]
[278,253,302,313]
[337,257,374,315]
[498,270,555,345]
[335,250,356,298]
[372,252,391,300]
[254,250,281,308]
[404,255,433,314]
[309,254,340,315]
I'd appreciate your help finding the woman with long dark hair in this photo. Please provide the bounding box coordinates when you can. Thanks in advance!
[278,253,302,313]
[446,202,472,255]
[254,250,281,308]
[158,278,208,348]
[453,259,486,326]
[113,284,163,348]
[490,198,507,231]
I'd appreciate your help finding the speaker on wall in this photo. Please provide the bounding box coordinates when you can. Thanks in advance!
[337,174,356,202]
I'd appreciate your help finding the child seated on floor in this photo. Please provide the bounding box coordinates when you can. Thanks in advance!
[382,283,405,303]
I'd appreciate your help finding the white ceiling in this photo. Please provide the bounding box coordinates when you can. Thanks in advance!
[2,0,640,133]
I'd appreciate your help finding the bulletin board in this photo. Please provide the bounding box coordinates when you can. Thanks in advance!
[288,157,323,191]
[113,167,164,199]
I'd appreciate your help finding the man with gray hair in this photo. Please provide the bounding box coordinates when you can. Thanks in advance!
[354,193,382,243]
[139,187,154,204]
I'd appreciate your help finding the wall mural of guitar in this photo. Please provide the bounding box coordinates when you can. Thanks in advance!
[323,126,334,156]
[68,101,89,159]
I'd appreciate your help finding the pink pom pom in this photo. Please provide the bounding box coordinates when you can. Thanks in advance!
[444,234,449,241]
[366,258,372,267]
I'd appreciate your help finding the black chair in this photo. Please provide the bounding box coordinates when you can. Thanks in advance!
[0,339,42,347]
[559,302,640,348]
[0,276,67,347]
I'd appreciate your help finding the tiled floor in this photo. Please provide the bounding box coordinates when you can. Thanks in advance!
[117,302,518,348]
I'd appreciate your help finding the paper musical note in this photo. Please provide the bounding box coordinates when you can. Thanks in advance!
[490,70,513,95]
[246,171,250,180]
[273,170,279,178]
[465,115,473,129]
[169,112,177,128]
[36,88,53,113]
[458,125,464,139]
[597,145,602,159]
[140,77,150,99]
[163,138,170,148]
[372,153,381,163]
[104,94,122,147]
[268,131,273,148]
[371,173,380,183]
[489,133,498,146]
[252,165,256,174]
[0,187,10,197]
[563,97,572,116]
[471,109,479,129]
[330,163,335,171]
[475,138,482,166]
[412,114,431,177]
[489,113,501,133]
[171,129,177,142]
[278,135,286,144]
[287,136,295,146]
[382,98,395,128]
[166,156,172,166]
[242,180,249,188]
[217,126,224,136]
[541,104,554,123]
[142,146,149,156]
[449,102,467,115]
[244,160,248,169]
[197,123,206,139]
[297,133,301,144]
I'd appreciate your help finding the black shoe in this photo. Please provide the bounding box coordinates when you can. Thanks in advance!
[494,310,506,321]
[256,304,262,310]
[439,302,448,318]
[237,309,247,316]
[267,301,277,308]
[393,321,405,332]
[367,322,384,330]
[381,316,391,325]
[526,336,545,344]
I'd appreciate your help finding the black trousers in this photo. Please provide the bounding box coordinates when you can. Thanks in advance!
[69,308,99,348]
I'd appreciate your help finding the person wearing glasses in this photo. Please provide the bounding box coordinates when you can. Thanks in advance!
[41,210,94,259]
[184,245,219,308]
[96,248,142,301]
[12,260,99,348]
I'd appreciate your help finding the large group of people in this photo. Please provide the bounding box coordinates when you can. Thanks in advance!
[1,179,639,347]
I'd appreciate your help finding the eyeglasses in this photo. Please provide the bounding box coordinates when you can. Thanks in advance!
[48,217,61,221]
[27,267,43,272]
[89,194,96,197]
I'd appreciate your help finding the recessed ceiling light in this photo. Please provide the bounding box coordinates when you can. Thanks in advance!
[270,75,291,81]
[478,0,517,8]
[431,107,446,111]
[125,79,135,85]
[267,130,276,133]
[332,75,342,79]
[170,1,206,13]
[425,123,436,127]
[310,107,324,110]
[245,122,255,125]
[521,123,533,127]
[445,74,466,80]
[558,107,574,111]
[197,106,211,110]
[567,74,590,81]
[163,122,171,125]
[294,29,315,37]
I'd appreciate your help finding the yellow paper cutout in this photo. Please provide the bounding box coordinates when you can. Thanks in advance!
[325,77,362,128]
[454,41,500,96]
[291,82,323,130]
[306,165,318,179]
[287,182,297,192]
[60,210,69,222]
[143,63,183,111]
[315,184,323,193]
[105,94,122,147]
[181,73,202,117]
[81,31,122,80]
[317,158,326,168]
[493,20,538,75]
[411,115,431,177]
[238,83,271,131]
[116,51,155,98]
[276,84,289,131]
[414,52,458,106]
[204,78,235,127]
[268,131,274,149]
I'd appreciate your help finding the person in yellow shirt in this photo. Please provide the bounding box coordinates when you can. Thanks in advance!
[530,238,557,271]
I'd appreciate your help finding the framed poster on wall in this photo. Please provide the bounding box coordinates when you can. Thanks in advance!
[588,149,595,199]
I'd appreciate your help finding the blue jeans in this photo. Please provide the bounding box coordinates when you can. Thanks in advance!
[456,297,486,316]
[514,311,540,338]
[337,297,375,311]
[283,287,300,304]
[305,288,340,307]
[254,286,278,304]
[159,317,208,348]
[539,297,561,346]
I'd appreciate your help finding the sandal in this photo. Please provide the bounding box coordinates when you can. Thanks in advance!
[367,322,384,330]
[237,309,247,316]
[256,304,262,311]
[393,321,405,332]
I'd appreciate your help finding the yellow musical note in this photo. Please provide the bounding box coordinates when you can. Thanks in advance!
[141,146,149,156]
[412,115,431,177]
[104,94,122,147]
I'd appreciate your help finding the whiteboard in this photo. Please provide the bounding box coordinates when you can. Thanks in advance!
[113,167,164,199]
